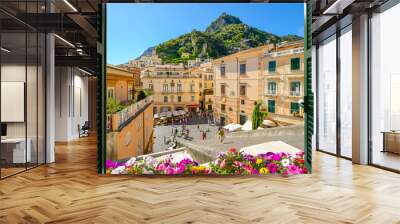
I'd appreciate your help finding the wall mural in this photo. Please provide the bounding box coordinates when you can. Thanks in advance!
[104,3,308,176]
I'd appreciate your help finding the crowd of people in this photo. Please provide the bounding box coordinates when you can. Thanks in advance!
[161,110,224,151]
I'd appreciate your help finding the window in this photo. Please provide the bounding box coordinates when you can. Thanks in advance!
[220,65,225,76]
[290,81,301,96]
[221,104,226,111]
[240,63,246,75]
[163,84,168,92]
[290,102,300,114]
[128,86,134,100]
[178,96,182,102]
[149,83,153,91]
[164,96,168,103]
[170,95,174,102]
[241,99,245,105]
[170,82,175,92]
[191,96,195,102]
[291,58,300,71]
[221,84,226,95]
[240,84,246,96]
[268,61,276,72]
[268,100,275,113]
[267,82,277,95]
[177,83,182,92]
[190,83,195,92]
[107,87,115,99]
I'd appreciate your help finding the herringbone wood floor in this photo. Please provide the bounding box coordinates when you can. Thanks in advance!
[1,136,400,224]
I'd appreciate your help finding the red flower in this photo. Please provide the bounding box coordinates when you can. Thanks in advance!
[229,148,237,153]
[299,159,304,164]
[302,167,308,173]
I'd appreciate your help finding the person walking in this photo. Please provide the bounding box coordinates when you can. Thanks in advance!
[218,128,225,143]
[202,130,206,140]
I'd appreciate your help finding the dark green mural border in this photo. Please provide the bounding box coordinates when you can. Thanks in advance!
[97,3,106,174]
[97,1,313,174]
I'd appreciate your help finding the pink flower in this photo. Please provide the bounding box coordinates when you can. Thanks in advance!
[165,166,175,175]
[287,165,302,175]
[174,164,186,174]
[272,154,281,161]
[220,159,226,168]
[267,163,278,173]
[234,161,243,167]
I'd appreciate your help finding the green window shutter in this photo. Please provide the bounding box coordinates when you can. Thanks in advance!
[290,102,300,114]
[268,100,275,113]
[268,61,276,72]
[291,58,300,70]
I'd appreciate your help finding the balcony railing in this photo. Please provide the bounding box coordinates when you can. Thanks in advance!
[265,90,277,96]
[265,47,304,58]
[289,91,302,97]
[107,96,153,131]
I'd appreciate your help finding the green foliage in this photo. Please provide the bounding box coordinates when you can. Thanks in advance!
[153,13,302,65]
[252,101,268,130]
[107,98,127,114]
[136,90,147,102]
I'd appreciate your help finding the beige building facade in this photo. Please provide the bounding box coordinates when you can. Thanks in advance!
[263,41,304,117]
[213,41,304,126]
[141,65,201,114]
[190,62,214,111]
[213,46,268,125]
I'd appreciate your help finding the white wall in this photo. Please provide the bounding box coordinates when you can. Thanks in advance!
[54,67,89,141]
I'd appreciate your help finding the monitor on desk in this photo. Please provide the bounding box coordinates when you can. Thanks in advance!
[1,123,7,138]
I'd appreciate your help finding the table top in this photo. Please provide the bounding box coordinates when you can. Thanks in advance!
[1,138,30,143]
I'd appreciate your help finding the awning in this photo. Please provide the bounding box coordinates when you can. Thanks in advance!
[172,111,180,117]
[186,104,199,108]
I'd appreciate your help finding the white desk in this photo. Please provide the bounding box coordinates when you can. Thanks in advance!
[1,138,31,163]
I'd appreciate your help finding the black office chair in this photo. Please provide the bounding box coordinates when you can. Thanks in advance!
[79,121,90,138]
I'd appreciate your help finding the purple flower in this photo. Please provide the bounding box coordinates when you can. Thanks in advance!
[272,154,281,161]
[179,158,193,166]
[106,160,124,169]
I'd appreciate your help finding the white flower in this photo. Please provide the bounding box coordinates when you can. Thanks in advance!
[111,165,126,174]
[125,157,137,166]
[142,168,154,175]
[281,158,290,167]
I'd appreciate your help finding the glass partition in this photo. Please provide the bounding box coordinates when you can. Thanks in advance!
[317,35,337,154]
[0,1,46,179]
[339,26,352,158]
[370,3,400,171]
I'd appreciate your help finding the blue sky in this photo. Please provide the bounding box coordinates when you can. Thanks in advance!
[107,3,304,65]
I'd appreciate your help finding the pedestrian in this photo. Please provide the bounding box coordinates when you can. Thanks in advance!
[202,130,206,140]
[218,128,225,143]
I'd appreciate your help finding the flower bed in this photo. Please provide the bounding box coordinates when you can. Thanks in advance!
[106,148,307,176]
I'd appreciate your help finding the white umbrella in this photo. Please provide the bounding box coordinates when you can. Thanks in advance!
[242,120,253,131]
[172,111,180,117]
[166,111,173,118]
[178,110,186,115]
[160,112,167,117]
[224,123,242,132]
[154,114,159,119]
[262,119,277,127]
